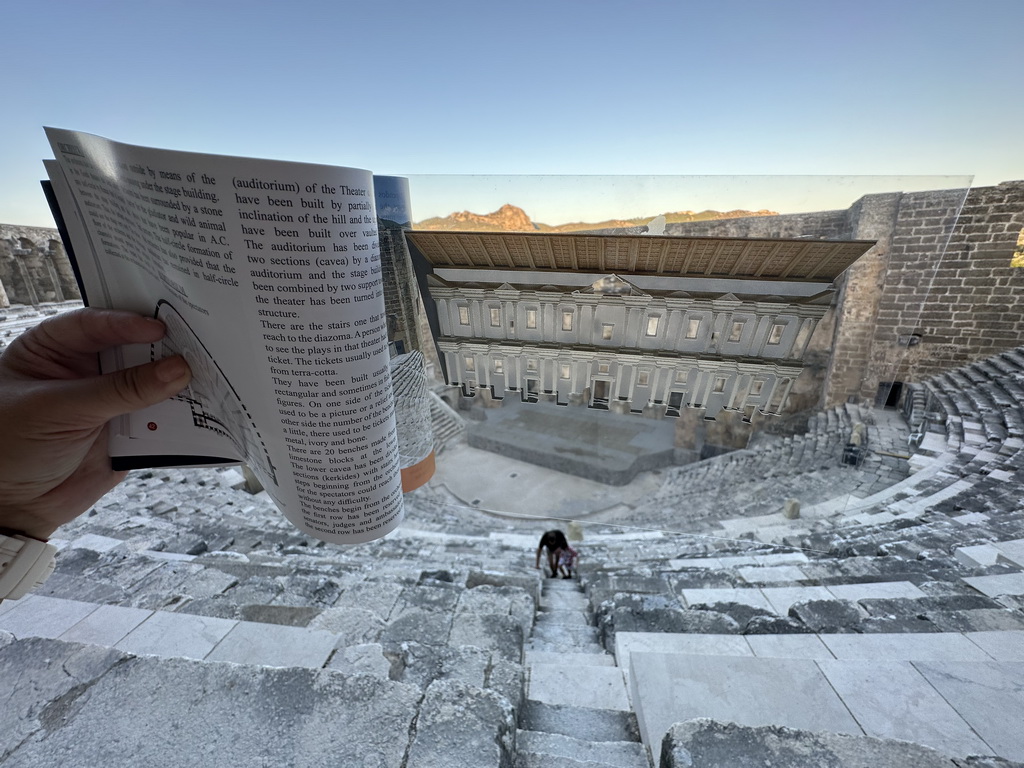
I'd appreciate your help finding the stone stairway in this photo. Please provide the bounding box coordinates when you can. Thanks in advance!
[430,390,467,453]
[519,576,649,768]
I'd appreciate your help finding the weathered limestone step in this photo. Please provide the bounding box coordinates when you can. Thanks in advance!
[540,591,590,611]
[669,551,810,569]
[0,594,340,667]
[1,634,515,768]
[518,700,640,743]
[957,538,1024,568]
[529,622,601,645]
[678,579,928,615]
[535,609,591,627]
[660,719,981,768]
[526,637,606,655]
[528,662,630,711]
[629,652,1024,761]
[515,730,648,768]
[963,572,1024,598]
[614,630,1024,670]
[525,651,616,666]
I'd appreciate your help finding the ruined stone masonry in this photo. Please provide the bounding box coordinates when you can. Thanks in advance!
[0,224,81,307]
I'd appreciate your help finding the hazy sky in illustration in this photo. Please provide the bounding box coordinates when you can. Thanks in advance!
[1,0,1020,226]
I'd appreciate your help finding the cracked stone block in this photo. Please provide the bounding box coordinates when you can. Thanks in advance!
[307,607,385,646]
[661,718,964,768]
[788,599,864,632]
[448,613,523,663]
[394,641,489,690]
[326,642,390,678]
[4,640,421,767]
[405,679,515,768]
[0,637,127,760]
[380,608,452,648]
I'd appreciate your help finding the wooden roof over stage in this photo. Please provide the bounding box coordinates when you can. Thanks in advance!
[405,231,875,282]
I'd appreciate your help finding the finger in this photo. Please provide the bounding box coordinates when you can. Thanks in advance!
[42,356,193,425]
[3,308,166,378]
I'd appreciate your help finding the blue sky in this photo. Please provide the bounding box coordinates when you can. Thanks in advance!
[2,0,1021,226]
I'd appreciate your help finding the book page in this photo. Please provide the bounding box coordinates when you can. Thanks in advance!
[45,128,403,544]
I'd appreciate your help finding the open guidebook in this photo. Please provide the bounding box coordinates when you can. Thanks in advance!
[43,127,415,544]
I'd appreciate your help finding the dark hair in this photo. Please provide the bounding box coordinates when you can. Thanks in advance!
[541,530,568,549]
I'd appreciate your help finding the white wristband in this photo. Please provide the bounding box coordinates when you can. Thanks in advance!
[0,534,57,601]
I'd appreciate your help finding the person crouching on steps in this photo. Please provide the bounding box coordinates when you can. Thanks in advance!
[535,529,569,578]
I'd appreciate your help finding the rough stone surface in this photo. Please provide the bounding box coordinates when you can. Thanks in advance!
[518,700,640,744]
[597,593,741,647]
[405,679,515,768]
[660,718,967,768]
[448,613,524,663]
[788,599,864,632]
[516,730,648,768]
[306,606,386,645]
[2,638,421,767]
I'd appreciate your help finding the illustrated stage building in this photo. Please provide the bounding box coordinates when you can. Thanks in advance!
[406,231,874,422]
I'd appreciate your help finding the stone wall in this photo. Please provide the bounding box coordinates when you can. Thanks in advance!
[0,224,81,307]
[860,182,1024,401]
[379,224,426,357]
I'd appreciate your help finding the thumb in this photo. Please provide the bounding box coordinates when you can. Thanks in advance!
[57,356,193,424]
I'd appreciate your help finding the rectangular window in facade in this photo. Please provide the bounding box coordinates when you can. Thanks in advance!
[750,380,764,395]
[526,309,537,329]
[685,318,701,339]
[489,307,501,326]
[675,370,687,383]
[638,370,650,386]
[646,316,660,336]
[493,359,504,374]
[728,321,745,342]
[767,323,785,345]
[527,359,538,372]
[713,376,727,393]
[562,311,573,332]
[598,362,610,374]
[560,363,571,379]
[458,306,470,325]
[602,323,614,340]
[464,356,475,371]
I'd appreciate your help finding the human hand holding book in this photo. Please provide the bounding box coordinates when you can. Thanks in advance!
[43,128,407,544]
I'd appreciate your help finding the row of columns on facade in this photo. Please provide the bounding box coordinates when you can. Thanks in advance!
[440,344,798,417]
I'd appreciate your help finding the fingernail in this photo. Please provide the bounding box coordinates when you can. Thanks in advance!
[155,356,189,383]
[138,317,166,334]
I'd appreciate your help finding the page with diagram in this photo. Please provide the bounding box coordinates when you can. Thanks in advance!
[44,128,403,544]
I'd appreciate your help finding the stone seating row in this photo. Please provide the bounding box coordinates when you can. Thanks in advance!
[560,518,1024,764]
[429,391,467,454]
[0,300,82,347]
[734,344,1024,546]
[629,400,910,538]
[621,631,1024,762]
[2,520,549,766]
[1,632,518,767]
